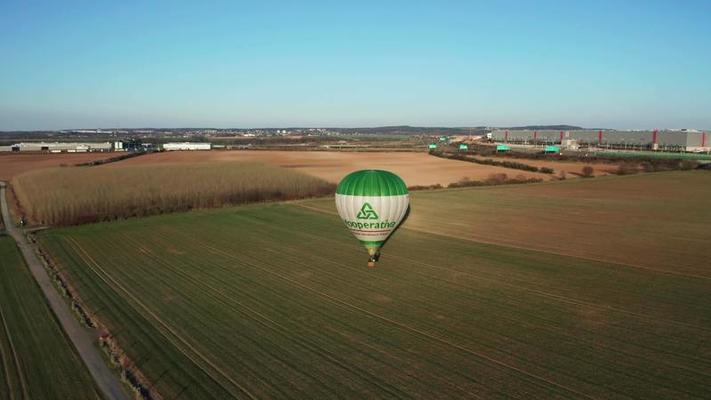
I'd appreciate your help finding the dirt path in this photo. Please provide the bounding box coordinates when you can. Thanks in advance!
[0,182,129,400]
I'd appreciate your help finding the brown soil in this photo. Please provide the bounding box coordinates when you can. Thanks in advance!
[0,153,117,181]
[116,150,551,186]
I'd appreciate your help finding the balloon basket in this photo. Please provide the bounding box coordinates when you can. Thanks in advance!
[367,254,378,268]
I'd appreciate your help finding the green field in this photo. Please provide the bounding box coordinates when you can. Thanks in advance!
[0,236,99,400]
[36,172,711,399]
[304,171,711,277]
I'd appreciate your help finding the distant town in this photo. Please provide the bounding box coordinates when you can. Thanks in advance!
[1,125,709,154]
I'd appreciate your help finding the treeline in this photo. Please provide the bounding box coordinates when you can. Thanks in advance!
[13,162,335,225]
[614,160,699,175]
[432,151,554,174]
[72,151,146,167]
[409,173,543,191]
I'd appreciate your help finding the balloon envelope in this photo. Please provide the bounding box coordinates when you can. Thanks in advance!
[335,170,409,264]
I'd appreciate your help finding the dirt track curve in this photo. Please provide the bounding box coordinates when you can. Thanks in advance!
[0,181,129,400]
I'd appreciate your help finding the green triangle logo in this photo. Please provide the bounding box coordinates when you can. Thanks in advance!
[356,202,379,220]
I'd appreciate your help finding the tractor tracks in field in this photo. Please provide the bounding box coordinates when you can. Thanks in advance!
[263,241,711,391]
[206,213,711,396]
[293,203,711,333]
[118,233,414,400]
[64,236,259,400]
[196,240,594,400]
[0,300,29,400]
[293,203,711,282]
[235,242,681,399]
[279,216,711,384]
[255,207,711,336]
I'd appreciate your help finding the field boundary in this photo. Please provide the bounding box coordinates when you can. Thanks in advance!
[34,238,158,399]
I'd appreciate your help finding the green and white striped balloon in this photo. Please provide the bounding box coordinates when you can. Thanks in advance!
[335,170,409,267]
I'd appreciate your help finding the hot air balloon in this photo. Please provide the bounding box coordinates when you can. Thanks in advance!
[335,170,410,267]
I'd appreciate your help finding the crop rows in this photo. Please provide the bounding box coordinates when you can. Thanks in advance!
[37,197,711,399]
[12,161,335,225]
[306,171,711,278]
[0,237,98,399]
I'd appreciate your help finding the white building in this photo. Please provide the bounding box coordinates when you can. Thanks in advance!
[8,142,112,152]
[162,142,212,151]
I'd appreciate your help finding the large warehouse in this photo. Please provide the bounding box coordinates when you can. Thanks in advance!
[489,130,709,152]
[0,142,113,152]
[162,142,212,151]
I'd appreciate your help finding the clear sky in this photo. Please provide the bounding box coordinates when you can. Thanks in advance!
[1,0,710,130]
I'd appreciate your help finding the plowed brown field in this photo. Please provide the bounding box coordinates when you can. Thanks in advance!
[115,150,550,185]
[0,153,116,180]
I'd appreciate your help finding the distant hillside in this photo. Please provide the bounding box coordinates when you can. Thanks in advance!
[504,125,584,131]
[328,126,493,136]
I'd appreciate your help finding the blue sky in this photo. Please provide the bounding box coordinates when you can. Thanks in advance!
[1,0,710,130]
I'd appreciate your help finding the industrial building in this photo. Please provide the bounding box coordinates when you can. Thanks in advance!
[489,130,710,152]
[162,142,212,151]
[0,142,113,152]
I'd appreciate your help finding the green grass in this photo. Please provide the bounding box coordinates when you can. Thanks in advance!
[307,171,711,277]
[37,174,711,399]
[0,236,100,399]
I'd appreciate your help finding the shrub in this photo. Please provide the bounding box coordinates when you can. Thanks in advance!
[446,180,474,188]
[581,166,594,177]
[500,161,539,172]
[447,174,543,188]
[680,160,699,170]
[539,167,554,174]
[408,184,443,191]
[430,152,542,173]
[615,163,639,175]
[640,162,655,172]
[485,173,509,185]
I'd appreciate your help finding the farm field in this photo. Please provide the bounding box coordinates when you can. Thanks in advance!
[115,150,552,185]
[13,161,334,225]
[0,153,116,181]
[0,236,99,400]
[37,172,711,399]
[306,170,711,278]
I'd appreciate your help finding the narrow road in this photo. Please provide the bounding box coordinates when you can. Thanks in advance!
[0,182,129,400]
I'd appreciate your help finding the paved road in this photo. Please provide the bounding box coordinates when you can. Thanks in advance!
[0,182,130,400]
